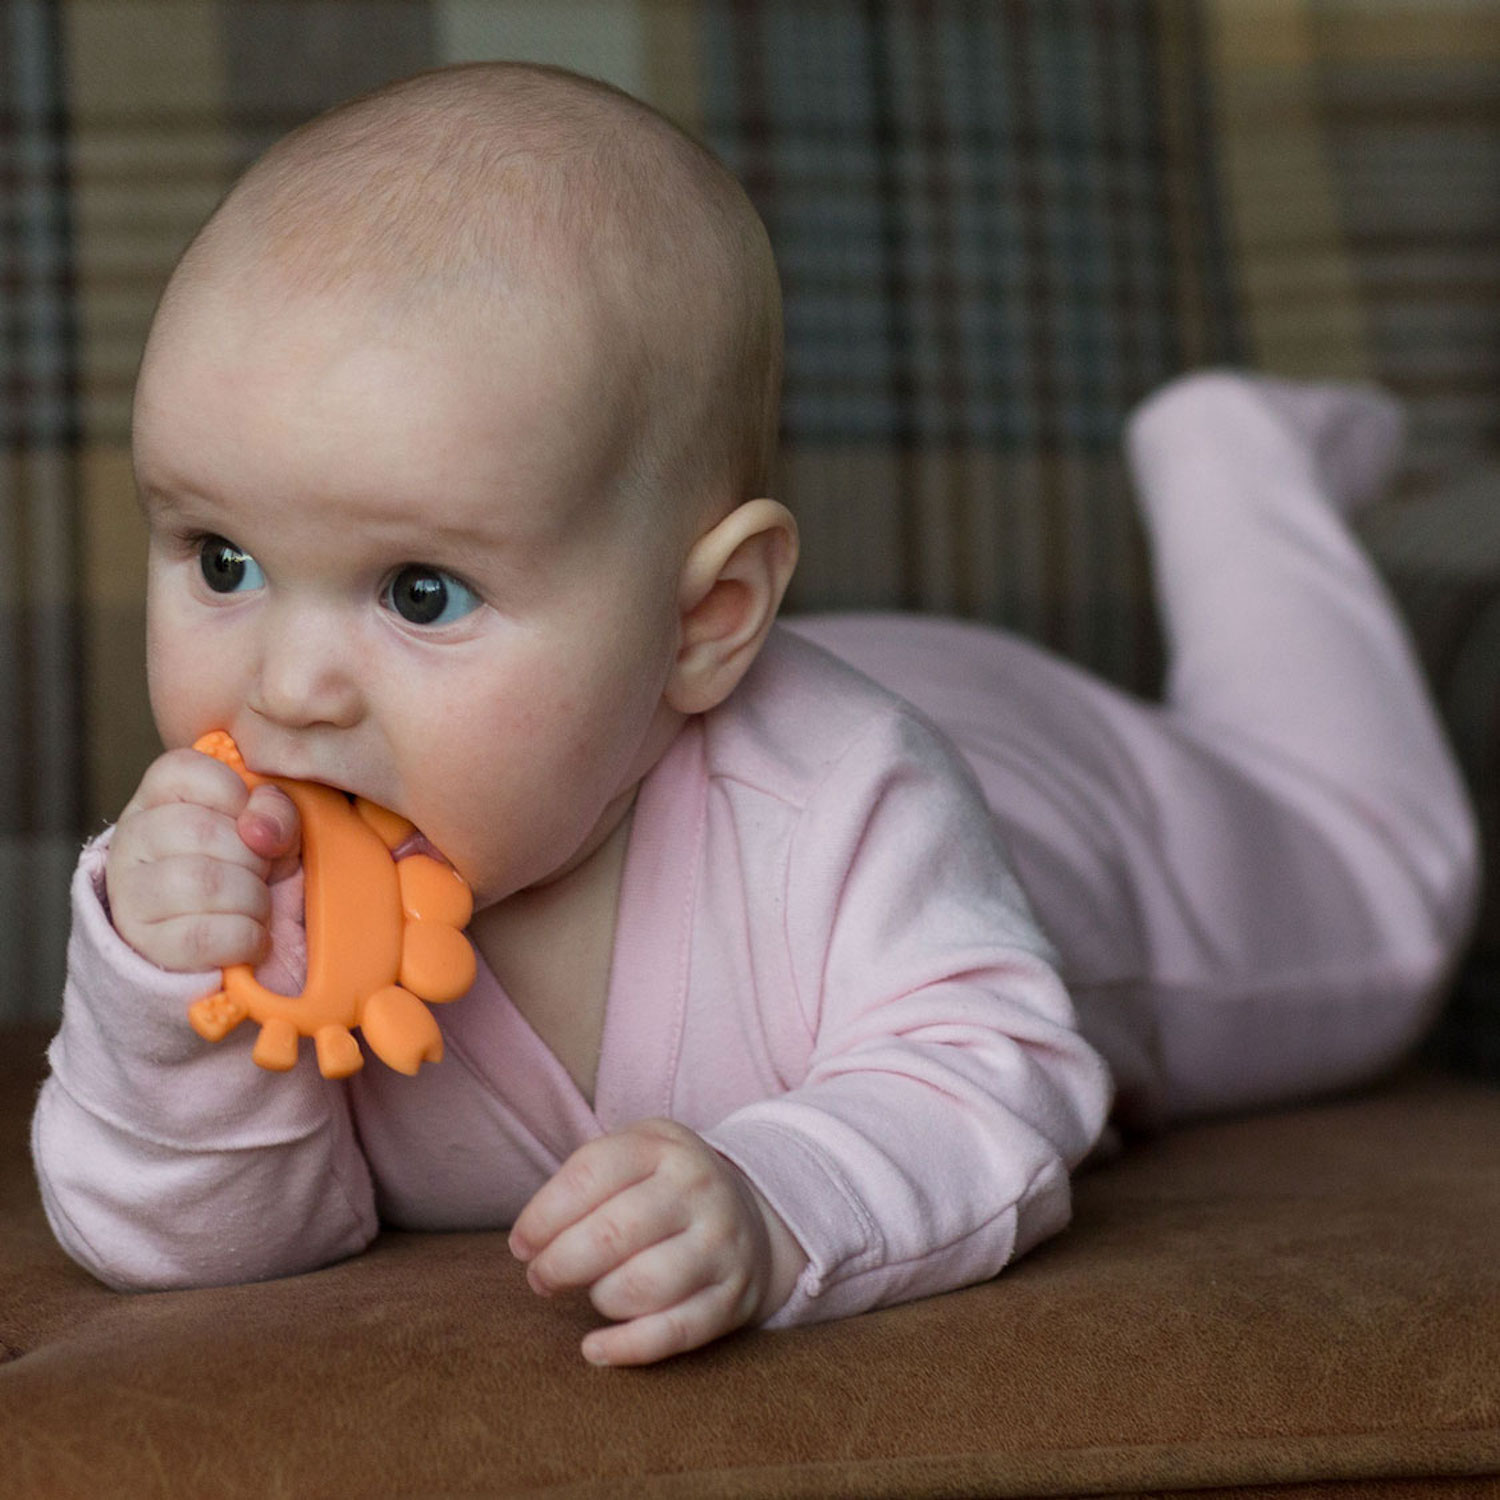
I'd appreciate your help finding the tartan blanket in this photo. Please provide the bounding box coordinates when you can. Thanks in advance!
[4,0,1497,1070]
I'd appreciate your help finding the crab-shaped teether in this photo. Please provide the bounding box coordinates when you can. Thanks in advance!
[187,731,476,1079]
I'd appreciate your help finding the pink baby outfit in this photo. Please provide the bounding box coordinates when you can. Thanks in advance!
[32,375,1480,1323]
[34,624,1111,1320]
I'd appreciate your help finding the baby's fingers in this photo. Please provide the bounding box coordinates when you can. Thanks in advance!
[519,1177,686,1298]
[237,784,301,874]
[125,853,274,967]
[123,746,253,823]
[116,797,272,874]
[580,1279,748,1368]
[510,1134,662,1264]
[131,853,274,927]
[137,910,273,974]
[586,1231,734,1324]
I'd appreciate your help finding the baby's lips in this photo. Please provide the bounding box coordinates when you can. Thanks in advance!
[357,798,416,849]
[393,827,456,870]
[352,796,464,876]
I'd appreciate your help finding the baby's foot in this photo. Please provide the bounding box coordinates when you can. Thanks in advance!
[1128,370,1405,517]
[1254,375,1405,515]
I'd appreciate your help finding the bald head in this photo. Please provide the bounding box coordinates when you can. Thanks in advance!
[158,63,783,527]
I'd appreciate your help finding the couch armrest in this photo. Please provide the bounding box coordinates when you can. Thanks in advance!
[4,1026,1498,1497]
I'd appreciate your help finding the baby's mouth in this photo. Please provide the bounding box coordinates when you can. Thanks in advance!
[392,828,450,866]
[263,771,453,867]
[328,789,458,872]
[206,734,460,876]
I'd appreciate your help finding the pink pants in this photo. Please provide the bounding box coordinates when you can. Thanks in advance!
[790,374,1480,1125]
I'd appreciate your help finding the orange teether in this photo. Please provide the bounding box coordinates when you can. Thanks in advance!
[187,731,476,1078]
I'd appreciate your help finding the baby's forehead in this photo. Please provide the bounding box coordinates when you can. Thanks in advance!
[217,79,711,296]
[184,131,707,417]
[153,65,781,529]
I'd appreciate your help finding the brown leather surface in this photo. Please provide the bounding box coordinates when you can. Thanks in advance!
[3,1027,1497,1499]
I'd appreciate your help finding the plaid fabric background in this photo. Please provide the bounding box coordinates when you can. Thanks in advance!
[3,0,1498,1066]
[3,1,85,1017]
[1313,0,1500,486]
[703,1,1240,679]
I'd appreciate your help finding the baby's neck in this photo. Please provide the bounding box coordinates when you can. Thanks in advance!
[468,800,636,1104]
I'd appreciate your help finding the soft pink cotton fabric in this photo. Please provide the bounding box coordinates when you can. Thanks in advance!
[31,376,1480,1325]
[34,627,1110,1322]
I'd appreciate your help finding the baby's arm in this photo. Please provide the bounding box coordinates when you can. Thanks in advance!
[509,1118,808,1366]
[513,709,1111,1362]
[704,710,1112,1329]
[31,747,378,1290]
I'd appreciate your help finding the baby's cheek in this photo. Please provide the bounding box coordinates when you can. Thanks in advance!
[403,730,604,904]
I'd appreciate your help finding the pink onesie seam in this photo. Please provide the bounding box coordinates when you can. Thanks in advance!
[656,767,707,1121]
[777,827,813,1053]
[321,1098,379,1246]
[773,1147,1050,1324]
[780,709,926,1046]
[706,769,804,809]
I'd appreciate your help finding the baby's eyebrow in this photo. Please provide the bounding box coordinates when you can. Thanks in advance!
[134,480,209,520]
[367,513,517,559]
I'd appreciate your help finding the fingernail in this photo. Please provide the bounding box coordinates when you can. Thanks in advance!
[582,1339,611,1367]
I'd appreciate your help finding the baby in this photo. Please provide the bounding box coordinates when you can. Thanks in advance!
[33,63,1478,1367]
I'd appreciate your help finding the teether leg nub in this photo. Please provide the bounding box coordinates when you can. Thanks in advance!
[252,1016,299,1071]
[314,1025,364,1079]
[188,992,247,1042]
[360,984,444,1075]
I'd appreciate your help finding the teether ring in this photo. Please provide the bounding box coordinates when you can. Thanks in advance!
[187,731,476,1078]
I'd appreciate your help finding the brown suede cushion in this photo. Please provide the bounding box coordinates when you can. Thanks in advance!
[3,1026,1497,1499]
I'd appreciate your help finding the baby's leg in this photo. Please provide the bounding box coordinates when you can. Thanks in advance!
[1121,372,1478,1112]
[793,373,1477,1124]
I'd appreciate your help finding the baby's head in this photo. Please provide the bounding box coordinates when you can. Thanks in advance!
[151,59,784,548]
[132,64,798,906]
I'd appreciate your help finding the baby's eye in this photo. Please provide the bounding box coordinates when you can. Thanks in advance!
[199,535,265,594]
[382,566,482,627]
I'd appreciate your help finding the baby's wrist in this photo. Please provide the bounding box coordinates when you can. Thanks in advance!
[739,1172,809,1323]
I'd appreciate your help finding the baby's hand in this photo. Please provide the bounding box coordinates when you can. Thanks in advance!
[105,747,301,973]
[509,1118,808,1366]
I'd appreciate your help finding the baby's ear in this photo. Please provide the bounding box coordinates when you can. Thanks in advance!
[666,499,799,716]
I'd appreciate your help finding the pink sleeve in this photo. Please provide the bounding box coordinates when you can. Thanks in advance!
[30,835,376,1291]
[704,711,1113,1327]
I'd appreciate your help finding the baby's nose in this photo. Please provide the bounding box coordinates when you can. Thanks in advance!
[251,605,363,729]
